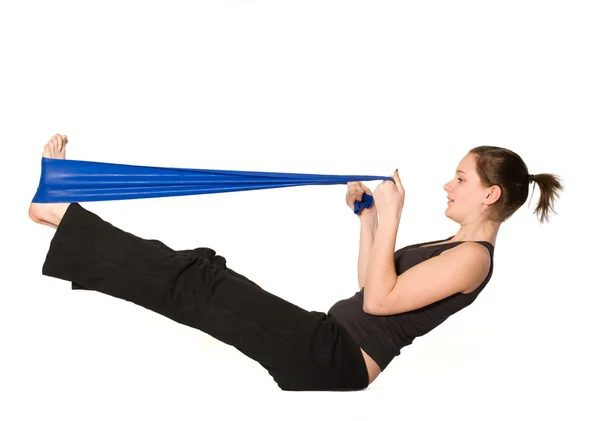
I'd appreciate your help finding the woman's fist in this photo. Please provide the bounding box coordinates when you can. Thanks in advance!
[373,169,405,221]
[346,181,377,218]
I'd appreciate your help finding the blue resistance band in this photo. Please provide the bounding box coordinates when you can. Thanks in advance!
[32,157,393,215]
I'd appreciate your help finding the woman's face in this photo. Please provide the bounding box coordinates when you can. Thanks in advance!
[443,154,488,220]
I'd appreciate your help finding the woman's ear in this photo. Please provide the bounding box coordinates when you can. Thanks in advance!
[484,185,502,205]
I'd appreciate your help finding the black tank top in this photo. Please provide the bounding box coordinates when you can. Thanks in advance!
[327,236,494,371]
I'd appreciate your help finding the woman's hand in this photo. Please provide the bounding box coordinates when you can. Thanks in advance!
[373,169,405,221]
[346,181,377,220]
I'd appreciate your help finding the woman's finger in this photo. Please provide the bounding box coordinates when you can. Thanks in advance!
[350,186,364,195]
[392,169,403,191]
[360,182,373,194]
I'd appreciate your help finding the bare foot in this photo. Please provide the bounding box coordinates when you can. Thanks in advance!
[29,134,72,228]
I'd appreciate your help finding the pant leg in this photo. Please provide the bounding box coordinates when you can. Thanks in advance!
[72,239,264,292]
[42,203,368,390]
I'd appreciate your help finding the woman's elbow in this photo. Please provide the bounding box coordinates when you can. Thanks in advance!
[363,301,383,315]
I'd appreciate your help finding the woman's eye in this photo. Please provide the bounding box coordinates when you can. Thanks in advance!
[457,178,463,182]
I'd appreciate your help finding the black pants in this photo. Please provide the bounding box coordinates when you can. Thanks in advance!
[41,203,369,391]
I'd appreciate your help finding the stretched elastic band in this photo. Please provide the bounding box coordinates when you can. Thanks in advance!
[32,157,392,215]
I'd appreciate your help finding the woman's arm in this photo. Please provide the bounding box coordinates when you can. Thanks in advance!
[357,214,378,289]
[345,181,378,290]
[363,215,400,310]
[362,170,405,311]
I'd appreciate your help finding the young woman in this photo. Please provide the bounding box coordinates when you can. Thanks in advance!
[29,134,563,391]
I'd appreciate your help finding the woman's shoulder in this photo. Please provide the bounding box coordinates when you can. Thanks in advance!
[397,236,494,254]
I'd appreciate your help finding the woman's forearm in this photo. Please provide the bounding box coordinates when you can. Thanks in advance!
[363,215,401,310]
[357,216,378,289]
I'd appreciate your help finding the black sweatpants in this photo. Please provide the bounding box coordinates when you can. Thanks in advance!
[41,203,369,391]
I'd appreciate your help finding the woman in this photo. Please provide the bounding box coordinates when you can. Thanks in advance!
[30,134,563,391]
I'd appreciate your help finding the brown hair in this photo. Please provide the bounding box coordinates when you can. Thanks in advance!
[468,146,563,224]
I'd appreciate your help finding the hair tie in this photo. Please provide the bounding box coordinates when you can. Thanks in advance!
[529,174,535,184]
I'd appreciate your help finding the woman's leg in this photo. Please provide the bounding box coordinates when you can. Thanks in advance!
[72,239,264,291]
[41,203,368,390]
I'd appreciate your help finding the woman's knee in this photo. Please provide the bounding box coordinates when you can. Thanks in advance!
[192,247,227,269]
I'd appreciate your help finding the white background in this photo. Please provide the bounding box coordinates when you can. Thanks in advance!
[1,0,597,420]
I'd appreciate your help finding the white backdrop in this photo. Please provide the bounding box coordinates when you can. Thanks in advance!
[1,1,597,420]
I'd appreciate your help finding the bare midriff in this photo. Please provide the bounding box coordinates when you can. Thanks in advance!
[360,348,382,384]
